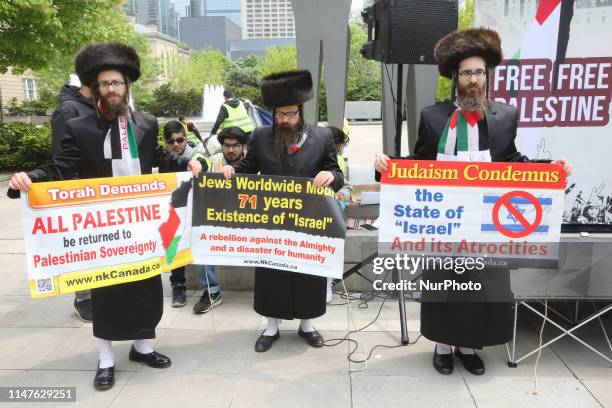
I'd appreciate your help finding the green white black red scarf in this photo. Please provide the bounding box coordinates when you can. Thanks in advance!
[103,115,141,176]
[437,109,491,162]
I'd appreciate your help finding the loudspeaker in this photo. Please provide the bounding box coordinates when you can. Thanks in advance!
[361,0,458,64]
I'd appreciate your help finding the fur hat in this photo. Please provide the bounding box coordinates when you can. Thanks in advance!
[218,126,248,145]
[434,28,503,78]
[74,42,141,86]
[260,70,313,108]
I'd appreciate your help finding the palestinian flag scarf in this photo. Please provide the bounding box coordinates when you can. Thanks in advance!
[103,115,141,176]
[437,109,492,162]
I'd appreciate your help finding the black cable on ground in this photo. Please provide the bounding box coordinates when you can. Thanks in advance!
[323,270,423,364]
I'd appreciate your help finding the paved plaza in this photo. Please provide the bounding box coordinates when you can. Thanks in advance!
[0,123,610,407]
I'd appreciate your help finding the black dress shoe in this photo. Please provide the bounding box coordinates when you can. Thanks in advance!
[94,364,115,391]
[298,328,324,348]
[255,331,280,352]
[454,348,485,375]
[129,346,171,368]
[433,348,454,375]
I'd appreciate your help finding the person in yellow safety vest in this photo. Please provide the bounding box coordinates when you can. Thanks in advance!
[178,115,204,145]
[210,89,254,138]
[342,117,350,142]
[209,126,248,171]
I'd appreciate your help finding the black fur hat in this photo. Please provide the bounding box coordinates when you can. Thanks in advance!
[260,70,313,108]
[434,28,503,78]
[74,42,141,86]
[218,126,248,145]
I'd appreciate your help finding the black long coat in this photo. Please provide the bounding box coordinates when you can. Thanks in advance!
[232,124,344,320]
[26,111,190,340]
[410,101,549,348]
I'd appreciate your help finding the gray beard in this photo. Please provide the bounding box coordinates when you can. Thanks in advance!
[458,93,488,112]
[457,84,488,112]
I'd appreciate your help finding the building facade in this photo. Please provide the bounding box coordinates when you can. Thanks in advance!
[133,22,190,86]
[240,0,295,39]
[202,0,242,26]
[0,69,39,109]
[180,16,242,55]
[126,0,179,39]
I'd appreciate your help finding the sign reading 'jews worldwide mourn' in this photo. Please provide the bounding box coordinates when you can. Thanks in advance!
[186,173,346,279]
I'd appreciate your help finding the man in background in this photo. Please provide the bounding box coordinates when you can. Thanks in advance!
[50,61,96,322]
[210,89,254,139]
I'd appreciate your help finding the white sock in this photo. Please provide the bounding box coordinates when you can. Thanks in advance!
[300,318,315,333]
[133,339,154,354]
[435,343,452,355]
[98,339,115,369]
[263,318,279,336]
[458,347,475,355]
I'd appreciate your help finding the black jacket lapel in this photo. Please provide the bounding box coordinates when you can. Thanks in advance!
[131,110,146,146]
[486,101,499,157]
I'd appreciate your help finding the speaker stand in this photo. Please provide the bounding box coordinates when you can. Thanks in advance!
[394,64,403,157]
[393,63,410,345]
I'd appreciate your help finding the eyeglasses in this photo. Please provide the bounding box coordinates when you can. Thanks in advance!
[98,80,126,89]
[222,143,243,150]
[458,69,486,79]
[275,110,299,119]
[166,137,185,145]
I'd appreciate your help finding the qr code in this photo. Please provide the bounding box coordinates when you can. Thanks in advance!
[35,278,54,294]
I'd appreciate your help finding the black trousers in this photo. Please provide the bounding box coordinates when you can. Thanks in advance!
[170,266,185,285]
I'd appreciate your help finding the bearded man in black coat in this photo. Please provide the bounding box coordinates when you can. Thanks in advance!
[9,43,203,391]
[375,28,571,376]
[223,70,344,352]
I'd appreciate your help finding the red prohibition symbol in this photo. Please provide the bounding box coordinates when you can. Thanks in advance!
[492,191,543,238]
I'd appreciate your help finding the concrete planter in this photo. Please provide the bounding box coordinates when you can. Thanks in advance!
[345,101,381,121]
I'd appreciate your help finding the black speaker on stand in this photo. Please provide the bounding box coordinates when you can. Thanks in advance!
[361,0,458,156]
[360,0,458,345]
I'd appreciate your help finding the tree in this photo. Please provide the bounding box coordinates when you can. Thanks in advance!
[0,0,139,74]
[6,97,50,116]
[224,61,262,106]
[346,20,381,101]
[17,0,162,111]
[168,49,229,93]
[144,83,202,117]
[436,0,475,101]
[236,54,260,70]
[257,46,298,78]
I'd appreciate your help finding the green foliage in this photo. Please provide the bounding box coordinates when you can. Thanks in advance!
[220,22,381,121]
[1,0,138,74]
[257,46,298,78]
[347,21,381,101]
[34,32,159,112]
[437,0,475,102]
[144,83,202,117]
[236,54,260,69]
[168,49,230,93]
[224,61,263,106]
[459,0,476,30]
[9,0,161,112]
[6,97,51,116]
[0,122,52,169]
